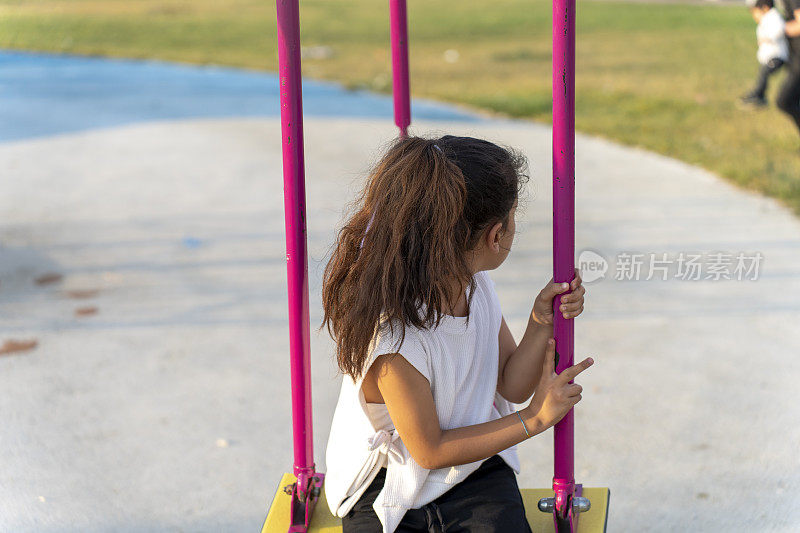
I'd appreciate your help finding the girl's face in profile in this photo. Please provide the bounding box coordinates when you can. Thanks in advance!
[503,201,517,252]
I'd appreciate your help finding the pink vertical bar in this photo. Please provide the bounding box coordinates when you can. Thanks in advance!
[276,0,315,497]
[389,0,411,137]
[552,0,576,527]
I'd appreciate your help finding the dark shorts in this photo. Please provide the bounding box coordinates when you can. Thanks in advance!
[341,454,533,533]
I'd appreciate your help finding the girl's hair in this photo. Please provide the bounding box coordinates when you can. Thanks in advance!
[319,134,529,380]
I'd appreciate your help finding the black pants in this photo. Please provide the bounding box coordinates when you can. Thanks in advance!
[341,455,533,533]
[776,60,800,136]
[752,58,785,99]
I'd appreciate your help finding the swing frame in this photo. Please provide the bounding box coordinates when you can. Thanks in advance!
[265,1,609,531]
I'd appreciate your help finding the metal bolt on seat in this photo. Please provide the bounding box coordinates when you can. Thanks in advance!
[538,497,555,513]
[537,496,591,513]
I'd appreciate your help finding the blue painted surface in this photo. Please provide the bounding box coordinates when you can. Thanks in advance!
[0,50,483,143]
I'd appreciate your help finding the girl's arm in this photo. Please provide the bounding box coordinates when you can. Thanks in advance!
[497,270,585,404]
[372,339,592,470]
[496,316,553,403]
[786,10,800,38]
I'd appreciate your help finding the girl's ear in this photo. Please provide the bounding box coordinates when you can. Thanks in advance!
[487,221,505,253]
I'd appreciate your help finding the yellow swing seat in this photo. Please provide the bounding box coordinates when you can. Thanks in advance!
[263,473,610,532]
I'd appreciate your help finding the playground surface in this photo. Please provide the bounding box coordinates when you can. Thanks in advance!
[1,51,799,532]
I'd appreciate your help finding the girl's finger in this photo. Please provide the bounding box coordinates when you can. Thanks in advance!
[570,269,582,289]
[543,338,556,374]
[559,301,582,314]
[560,290,581,305]
[568,305,584,319]
[544,280,570,300]
[558,357,594,383]
[562,285,585,303]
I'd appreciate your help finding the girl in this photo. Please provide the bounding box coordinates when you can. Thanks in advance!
[776,0,800,141]
[320,135,593,533]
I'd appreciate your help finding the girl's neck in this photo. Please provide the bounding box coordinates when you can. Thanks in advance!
[443,276,470,318]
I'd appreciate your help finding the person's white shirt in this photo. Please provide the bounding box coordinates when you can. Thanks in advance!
[757,8,789,65]
[324,269,521,533]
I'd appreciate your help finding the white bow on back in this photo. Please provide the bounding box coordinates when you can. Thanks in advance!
[367,429,406,465]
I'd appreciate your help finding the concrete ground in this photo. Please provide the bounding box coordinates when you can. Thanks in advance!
[1,52,799,533]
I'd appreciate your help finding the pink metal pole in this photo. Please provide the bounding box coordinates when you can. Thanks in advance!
[389,0,411,137]
[276,0,321,523]
[552,0,577,529]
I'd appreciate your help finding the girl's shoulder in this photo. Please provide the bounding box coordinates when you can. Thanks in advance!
[368,317,432,383]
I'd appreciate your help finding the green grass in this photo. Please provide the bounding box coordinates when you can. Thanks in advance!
[2,0,799,213]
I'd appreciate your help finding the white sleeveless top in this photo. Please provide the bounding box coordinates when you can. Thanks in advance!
[324,269,521,533]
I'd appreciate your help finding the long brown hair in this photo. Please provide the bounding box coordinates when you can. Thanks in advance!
[319,135,529,379]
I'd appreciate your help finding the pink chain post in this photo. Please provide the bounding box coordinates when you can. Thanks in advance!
[389,0,411,137]
[551,0,581,530]
[275,0,324,531]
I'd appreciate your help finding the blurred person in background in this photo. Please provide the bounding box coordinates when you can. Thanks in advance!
[775,0,800,144]
[740,0,788,108]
